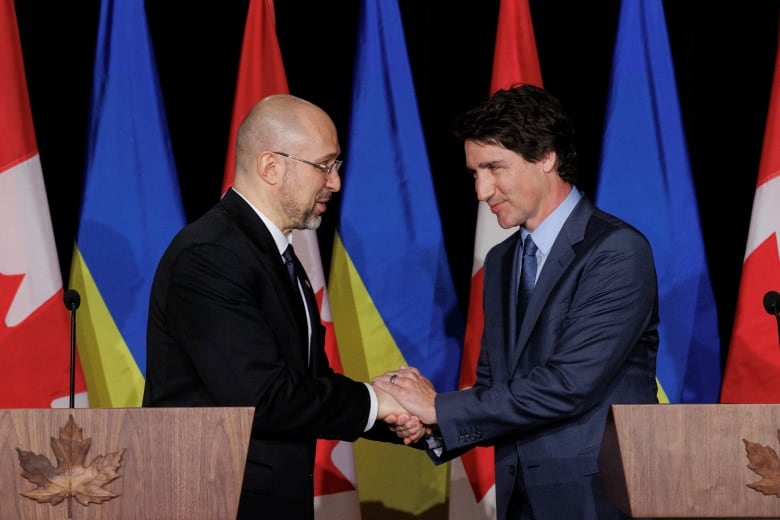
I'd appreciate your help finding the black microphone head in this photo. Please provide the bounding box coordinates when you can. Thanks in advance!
[764,291,780,315]
[63,289,81,310]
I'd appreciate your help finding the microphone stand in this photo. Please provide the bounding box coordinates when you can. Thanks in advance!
[63,289,81,408]
[69,305,76,408]
[764,291,780,346]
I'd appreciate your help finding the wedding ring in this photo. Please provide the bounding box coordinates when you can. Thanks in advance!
[389,374,398,384]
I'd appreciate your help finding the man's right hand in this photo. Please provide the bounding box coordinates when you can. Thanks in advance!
[374,384,427,444]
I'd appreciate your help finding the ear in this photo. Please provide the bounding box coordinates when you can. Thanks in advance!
[540,151,557,173]
[257,151,282,185]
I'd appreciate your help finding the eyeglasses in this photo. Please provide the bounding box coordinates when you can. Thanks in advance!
[273,151,343,176]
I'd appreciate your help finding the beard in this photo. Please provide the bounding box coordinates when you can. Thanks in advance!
[280,180,327,230]
[301,211,322,230]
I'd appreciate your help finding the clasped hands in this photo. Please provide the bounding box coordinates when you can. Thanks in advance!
[371,366,437,445]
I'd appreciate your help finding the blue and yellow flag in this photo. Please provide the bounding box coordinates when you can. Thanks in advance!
[69,0,186,408]
[595,0,721,403]
[328,0,464,513]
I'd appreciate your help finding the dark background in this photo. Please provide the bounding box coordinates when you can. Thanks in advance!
[14,1,780,376]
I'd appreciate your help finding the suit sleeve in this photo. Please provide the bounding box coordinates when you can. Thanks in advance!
[435,226,658,452]
[159,241,371,442]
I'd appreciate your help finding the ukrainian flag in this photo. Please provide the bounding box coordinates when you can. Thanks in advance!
[69,0,186,408]
[328,0,464,514]
[595,0,721,403]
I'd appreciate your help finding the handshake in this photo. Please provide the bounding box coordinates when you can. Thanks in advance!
[371,366,438,445]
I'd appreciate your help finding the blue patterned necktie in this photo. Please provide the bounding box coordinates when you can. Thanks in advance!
[516,235,538,333]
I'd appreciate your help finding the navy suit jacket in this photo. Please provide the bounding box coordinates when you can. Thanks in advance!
[434,196,659,520]
[143,189,375,519]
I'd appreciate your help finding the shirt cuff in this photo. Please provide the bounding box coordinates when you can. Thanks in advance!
[425,433,444,457]
[364,382,378,432]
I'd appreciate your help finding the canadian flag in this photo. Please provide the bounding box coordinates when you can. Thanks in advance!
[720,23,780,403]
[221,1,361,516]
[448,0,542,518]
[294,231,362,518]
[0,0,87,407]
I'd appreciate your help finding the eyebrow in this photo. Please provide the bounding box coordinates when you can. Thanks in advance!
[318,152,341,163]
[472,160,505,171]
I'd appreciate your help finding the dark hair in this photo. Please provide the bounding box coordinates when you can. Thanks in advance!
[453,84,578,183]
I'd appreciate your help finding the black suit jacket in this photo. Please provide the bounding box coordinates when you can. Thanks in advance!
[433,196,659,520]
[143,189,373,519]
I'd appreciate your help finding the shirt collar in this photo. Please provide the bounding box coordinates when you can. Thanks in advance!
[522,186,581,255]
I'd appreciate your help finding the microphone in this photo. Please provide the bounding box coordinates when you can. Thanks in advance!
[765,291,780,346]
[63,289,81,408]
[765,291,780,316]
[64,289,81,311]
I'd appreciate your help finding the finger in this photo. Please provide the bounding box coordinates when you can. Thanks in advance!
[383,413,399,425]
[404,432,423,445]
[373,370,395,383]
[376,380,399,391]
[399,366,420,376]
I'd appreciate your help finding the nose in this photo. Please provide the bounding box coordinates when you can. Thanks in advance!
[326,170,341,192]
[474,171,493,202]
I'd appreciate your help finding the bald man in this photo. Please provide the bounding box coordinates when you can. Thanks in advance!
[143,95,418,519]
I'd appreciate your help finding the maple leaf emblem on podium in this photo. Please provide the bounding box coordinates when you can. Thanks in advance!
[744,430,780,496]
[16,414,125,516]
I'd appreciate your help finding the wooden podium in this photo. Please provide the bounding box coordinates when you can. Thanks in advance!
[0,407,253,519]
[599,404,780,519]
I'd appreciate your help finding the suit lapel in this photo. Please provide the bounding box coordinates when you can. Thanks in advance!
[510,197,594,370]
[220,190,311,359]
[501,236,520,353]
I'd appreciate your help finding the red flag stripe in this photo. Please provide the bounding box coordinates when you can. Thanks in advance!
[490,0,543,94]
[221,0,289,194]
[0,0,36,170]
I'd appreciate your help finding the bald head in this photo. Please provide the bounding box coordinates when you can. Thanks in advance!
[234,94,335,183]
[230,94,341,233]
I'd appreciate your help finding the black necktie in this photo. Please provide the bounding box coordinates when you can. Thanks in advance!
[516,235,538,332]
[282,243,314,365]
[282,245,297,287]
